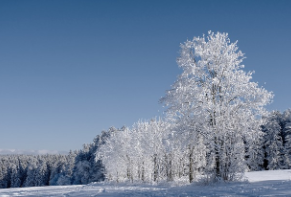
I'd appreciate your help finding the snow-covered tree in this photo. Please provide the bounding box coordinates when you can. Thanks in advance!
[24,160,38,187]
[96,127,127,182]
[10,164,21,187]
[260,110,291,170]
[262,112,284,170]
[34,160,49,186]
[161,31,273,181]
[282,110,291,166]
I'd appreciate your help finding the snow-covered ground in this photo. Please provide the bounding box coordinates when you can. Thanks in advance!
[1,170,291,197]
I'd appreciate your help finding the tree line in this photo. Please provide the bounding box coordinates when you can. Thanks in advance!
[0,110,290,188]
[96,110,291,184]
[0,130,110,188]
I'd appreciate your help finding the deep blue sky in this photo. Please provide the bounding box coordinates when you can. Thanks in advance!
[0,0,290,152]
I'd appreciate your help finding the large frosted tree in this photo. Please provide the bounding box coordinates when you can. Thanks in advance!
[161,31,273,181]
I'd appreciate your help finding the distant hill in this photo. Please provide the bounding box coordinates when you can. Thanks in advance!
[0,149,68,155]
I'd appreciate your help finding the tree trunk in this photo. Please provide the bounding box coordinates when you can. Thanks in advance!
[215,136,220,179]
[189,146,194,183]
[153,154,158,182]
[126,155,131,180]
[141,161,145,182]
[167,154,173,181]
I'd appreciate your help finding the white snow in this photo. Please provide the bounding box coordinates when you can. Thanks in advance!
[246,169,291,182]
[1,170,291,197]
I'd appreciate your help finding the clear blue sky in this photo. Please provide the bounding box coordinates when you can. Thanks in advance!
[0,0,290,152]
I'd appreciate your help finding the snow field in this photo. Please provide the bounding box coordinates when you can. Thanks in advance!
[1,170,291,197]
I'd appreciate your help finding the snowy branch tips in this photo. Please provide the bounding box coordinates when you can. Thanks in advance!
[161,31,273,180]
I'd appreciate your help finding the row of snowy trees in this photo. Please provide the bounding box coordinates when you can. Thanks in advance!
[96,119,207,183]
[0,129,111,188]
[2,108,290,188]
[95,109,291,184]
[95,31,276,183]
